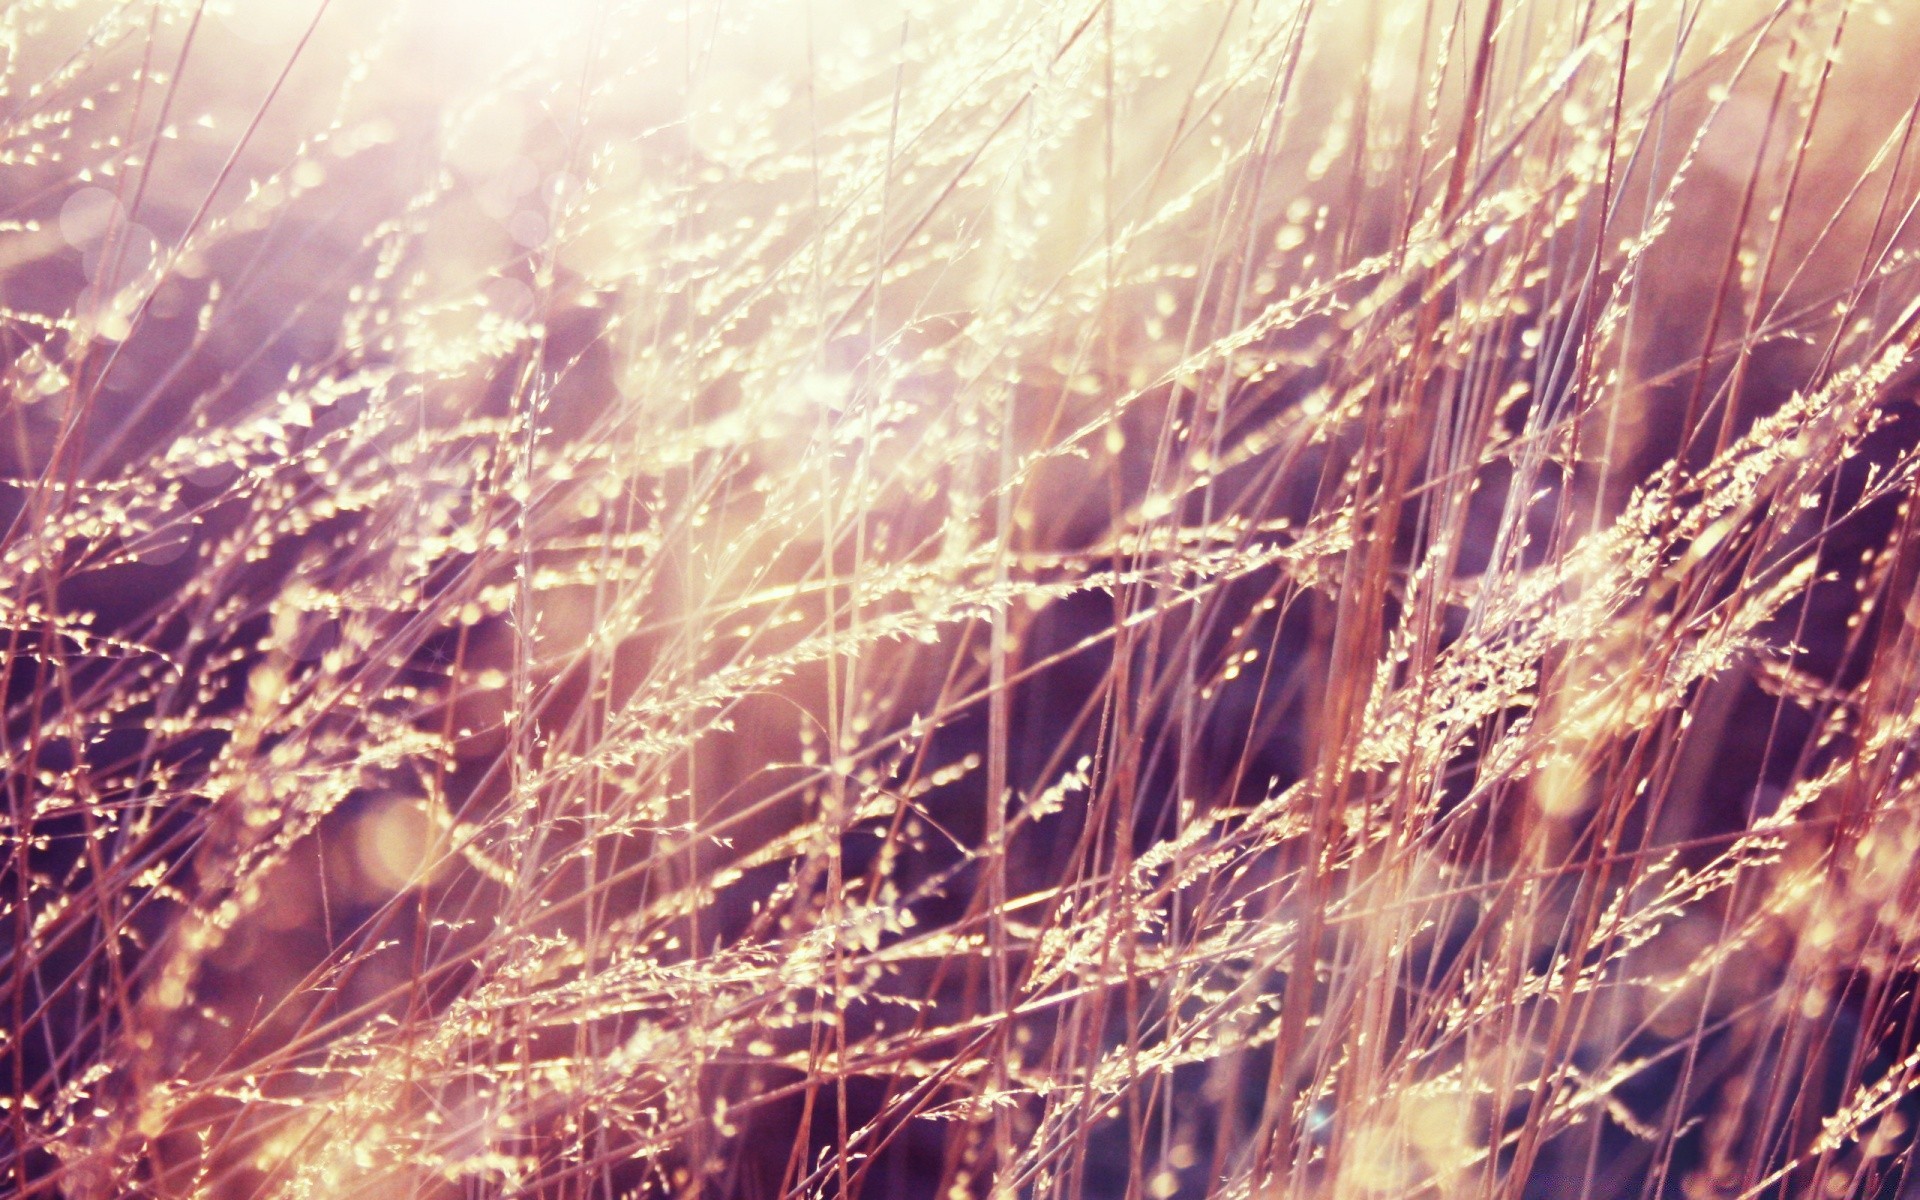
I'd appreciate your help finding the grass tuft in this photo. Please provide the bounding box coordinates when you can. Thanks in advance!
[5,1,1920,1197]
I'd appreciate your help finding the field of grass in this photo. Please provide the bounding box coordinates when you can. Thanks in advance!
[5,0,1920,1196]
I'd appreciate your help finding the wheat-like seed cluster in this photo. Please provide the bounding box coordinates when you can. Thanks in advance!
[5,0,1920,1197]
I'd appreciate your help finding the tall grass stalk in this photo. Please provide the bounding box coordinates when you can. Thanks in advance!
[5,0,1920,1196]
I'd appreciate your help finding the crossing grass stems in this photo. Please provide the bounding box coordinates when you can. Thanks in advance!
[5,0,1920,1197]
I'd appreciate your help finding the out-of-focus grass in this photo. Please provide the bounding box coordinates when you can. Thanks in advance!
[5,1,1920,1197]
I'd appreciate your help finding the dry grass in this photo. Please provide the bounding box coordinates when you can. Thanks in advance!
[5,0,1920,1196]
